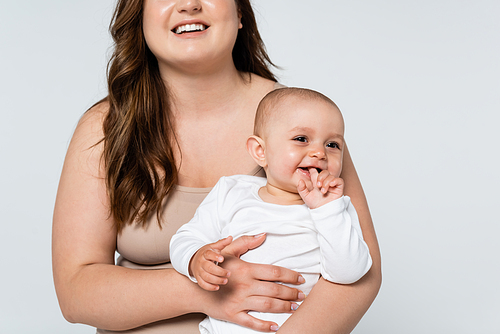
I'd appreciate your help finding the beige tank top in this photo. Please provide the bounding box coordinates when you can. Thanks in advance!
[97,167,266,334]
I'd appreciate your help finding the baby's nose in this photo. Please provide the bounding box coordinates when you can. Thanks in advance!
[309,146,326,159]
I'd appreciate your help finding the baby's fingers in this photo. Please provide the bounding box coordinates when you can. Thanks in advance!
[318,177,344,197]
[197,276,224,291]
[297,178,313,200]
[325,177,344,192]
[318,175,336,193]
[315,170,333,188]
[297,179,307,193]
[198,265,230,290]
[202,259,231,279]
[308,167,320,185]
[203,248,224,263]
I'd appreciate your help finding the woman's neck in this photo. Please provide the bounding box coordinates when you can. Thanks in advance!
[161,62,249,117]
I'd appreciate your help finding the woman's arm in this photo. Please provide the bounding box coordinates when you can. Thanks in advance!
[52,104,200,329]
[52,104,304,331]
[278,144,382,333]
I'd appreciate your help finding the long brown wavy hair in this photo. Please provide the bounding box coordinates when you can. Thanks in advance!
[101,0,277,231]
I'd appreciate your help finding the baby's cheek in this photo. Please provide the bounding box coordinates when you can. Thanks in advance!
[329,160,343,177]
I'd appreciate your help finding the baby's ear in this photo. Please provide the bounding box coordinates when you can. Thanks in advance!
[246,135,267,167]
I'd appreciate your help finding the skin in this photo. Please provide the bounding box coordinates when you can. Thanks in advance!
[143,0,243,78]
[250,96,346,208]
[52,0,381,332]
[278,145,382,333]
[191,96,349,291]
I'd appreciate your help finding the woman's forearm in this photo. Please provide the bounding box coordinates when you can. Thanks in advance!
[277,225,381,333]
[52,106,208,330]
[278,144,382,333]
[277,262,381,333]
[56,264,204,330]
[279,214,381,334]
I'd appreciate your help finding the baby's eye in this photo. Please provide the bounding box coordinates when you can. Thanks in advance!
[293,136,307,143]
[326,142,340,149]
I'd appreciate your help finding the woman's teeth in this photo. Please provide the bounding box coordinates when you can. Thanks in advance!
[175,24,206,34]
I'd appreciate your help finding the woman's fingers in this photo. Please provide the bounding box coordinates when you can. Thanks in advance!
[210,236,233,252]
[206,256,305,332]
[222,233,267,258]
[250,262,305,285]
[232,312,280,333]
[250,281,305,302]
[241,295,301,314]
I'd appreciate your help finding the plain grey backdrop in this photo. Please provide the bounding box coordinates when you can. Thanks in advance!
[1,0,499,333]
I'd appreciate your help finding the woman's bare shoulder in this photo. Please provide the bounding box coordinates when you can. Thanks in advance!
[72,100,109,145]
[244,74,278,107]
[63,100,110,170]
[79,100,109,130]
[248,73,277,91]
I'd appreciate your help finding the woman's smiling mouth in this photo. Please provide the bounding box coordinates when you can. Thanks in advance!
[173,24,208,34]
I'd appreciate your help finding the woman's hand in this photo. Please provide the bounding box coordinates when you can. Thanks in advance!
[201,234,305,332]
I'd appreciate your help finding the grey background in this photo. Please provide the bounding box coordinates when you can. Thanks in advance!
[1,0,499,333]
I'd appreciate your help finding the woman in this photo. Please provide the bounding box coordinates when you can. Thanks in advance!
[52,0,381,333]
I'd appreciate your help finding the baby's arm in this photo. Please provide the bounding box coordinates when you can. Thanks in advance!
[189,236,233,291]
[310,196,372,284]
[297,168,372,283]
[170,179,230,288]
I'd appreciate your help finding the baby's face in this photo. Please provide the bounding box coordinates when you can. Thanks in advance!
[263,97,345,195]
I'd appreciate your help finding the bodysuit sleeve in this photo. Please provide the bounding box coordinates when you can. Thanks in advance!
[170,178,226,282]
[309,196,372,284]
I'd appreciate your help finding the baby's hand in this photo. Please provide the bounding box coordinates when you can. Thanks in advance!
[297,168,344,209]
[189,236,233,291]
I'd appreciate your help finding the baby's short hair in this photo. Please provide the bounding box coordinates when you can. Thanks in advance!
[254,87,339,137]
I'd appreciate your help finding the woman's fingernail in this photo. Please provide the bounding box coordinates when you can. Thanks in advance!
[270,324,279,331]
[298,292,305,300]
[291,303,299,311]
[254,233,266,238]
[298,275,305,283]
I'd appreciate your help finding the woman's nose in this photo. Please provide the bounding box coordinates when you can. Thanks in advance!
[176,0,202,13]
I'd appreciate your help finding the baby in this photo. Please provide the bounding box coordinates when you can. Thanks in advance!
[170,87,372,333]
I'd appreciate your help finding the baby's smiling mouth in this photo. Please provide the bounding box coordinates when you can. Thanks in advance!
[298,167,322,174]
[173,24,208,34]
